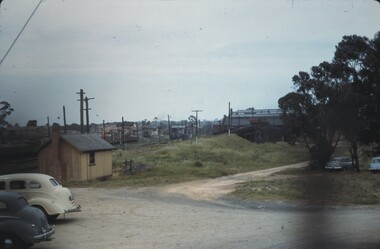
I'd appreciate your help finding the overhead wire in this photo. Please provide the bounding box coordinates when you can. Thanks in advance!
[0,0,43,67]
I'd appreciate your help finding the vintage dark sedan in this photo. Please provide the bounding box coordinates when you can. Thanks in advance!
[0,191,55,249]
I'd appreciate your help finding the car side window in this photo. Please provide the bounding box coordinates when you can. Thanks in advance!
[0,201,8,211]
[29,180,42,189]
[10,180,27,190]
[0,181,5,190]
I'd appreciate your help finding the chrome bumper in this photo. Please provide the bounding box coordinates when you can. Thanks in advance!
[34,227,55,241]
[65,205,81,213]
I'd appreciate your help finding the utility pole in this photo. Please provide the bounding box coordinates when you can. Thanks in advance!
[121,117,125,150]
[47,116,50,137]
[84,96,95,133]
[103,120,105,139]
[167,115,171,140]
[63,106,67,134]
[192,110,202,141]
[76,89,85,133]
[228,102,231,135]
[135,122,139,142]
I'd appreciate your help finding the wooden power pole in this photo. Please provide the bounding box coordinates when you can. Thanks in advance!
[77,89,85,133]
[84,96,95,133]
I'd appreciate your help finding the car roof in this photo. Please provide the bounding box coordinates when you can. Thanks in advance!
[0,191,21,199]
[0,192,29,212]
[0,173,54,182]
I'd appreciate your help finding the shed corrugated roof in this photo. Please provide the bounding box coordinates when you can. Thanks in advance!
[61,134,115,153]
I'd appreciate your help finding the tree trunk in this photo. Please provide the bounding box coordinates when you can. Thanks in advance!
[349,141,360,172]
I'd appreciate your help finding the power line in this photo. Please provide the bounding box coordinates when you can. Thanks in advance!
[0,0,43,67]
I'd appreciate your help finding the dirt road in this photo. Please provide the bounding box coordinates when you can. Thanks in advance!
[162,161,309,200]
[34,163,380,249]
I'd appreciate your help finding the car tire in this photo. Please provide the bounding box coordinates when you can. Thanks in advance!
[0,233,30,249]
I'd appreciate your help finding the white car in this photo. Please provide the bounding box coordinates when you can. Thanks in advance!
[0,173,81,221]
[369,157,380,173]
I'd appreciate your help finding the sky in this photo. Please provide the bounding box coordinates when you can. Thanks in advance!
[0,0,379,126]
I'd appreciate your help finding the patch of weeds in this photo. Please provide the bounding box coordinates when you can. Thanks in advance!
[193,161,203,167]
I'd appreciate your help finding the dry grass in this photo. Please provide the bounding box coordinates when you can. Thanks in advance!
[232,169,380,205]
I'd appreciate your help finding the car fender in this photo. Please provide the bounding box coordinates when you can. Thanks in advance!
[0,218,38,244]
[28,198,64,215]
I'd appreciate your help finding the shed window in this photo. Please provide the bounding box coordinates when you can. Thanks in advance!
[89,151,96,165]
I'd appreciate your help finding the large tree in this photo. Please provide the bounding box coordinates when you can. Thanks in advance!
[279,32,380,170]
[331,34,374,171]
[279,63,342,168]
[358,32,380,144]
[0,101,13,126]
[0,101,14,143]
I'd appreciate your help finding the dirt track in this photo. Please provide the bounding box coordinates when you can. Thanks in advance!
[34,162,380,249]
[162,161,309,200]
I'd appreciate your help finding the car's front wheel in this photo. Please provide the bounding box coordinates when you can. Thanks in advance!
[0,233,30,249]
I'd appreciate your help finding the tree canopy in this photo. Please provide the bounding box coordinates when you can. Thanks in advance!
[0,101,13,127]
[279,31,380,170]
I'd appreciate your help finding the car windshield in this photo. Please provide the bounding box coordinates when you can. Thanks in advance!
[373,159,380,163]
[49,178,61,186]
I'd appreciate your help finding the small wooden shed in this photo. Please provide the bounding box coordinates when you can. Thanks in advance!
[38,127,115,181]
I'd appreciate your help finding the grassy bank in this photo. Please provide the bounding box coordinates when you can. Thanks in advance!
[71,135,309,188]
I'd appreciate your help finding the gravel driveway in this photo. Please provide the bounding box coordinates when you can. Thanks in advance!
[34,163,380,249]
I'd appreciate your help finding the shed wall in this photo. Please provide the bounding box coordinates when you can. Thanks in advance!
[39,142,113,181]
[85,151,112,180]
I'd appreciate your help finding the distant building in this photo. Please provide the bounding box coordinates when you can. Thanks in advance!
[221,108,283,127]
[38,127,115,181]
[215,108,284,143]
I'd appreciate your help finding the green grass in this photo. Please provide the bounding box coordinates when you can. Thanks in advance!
[68,134,309,188]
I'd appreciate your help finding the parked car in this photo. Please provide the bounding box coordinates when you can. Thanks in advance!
[0,191,54,249]
[325,157,354,170]
[0,173,81,221]
[369,157,380,173]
